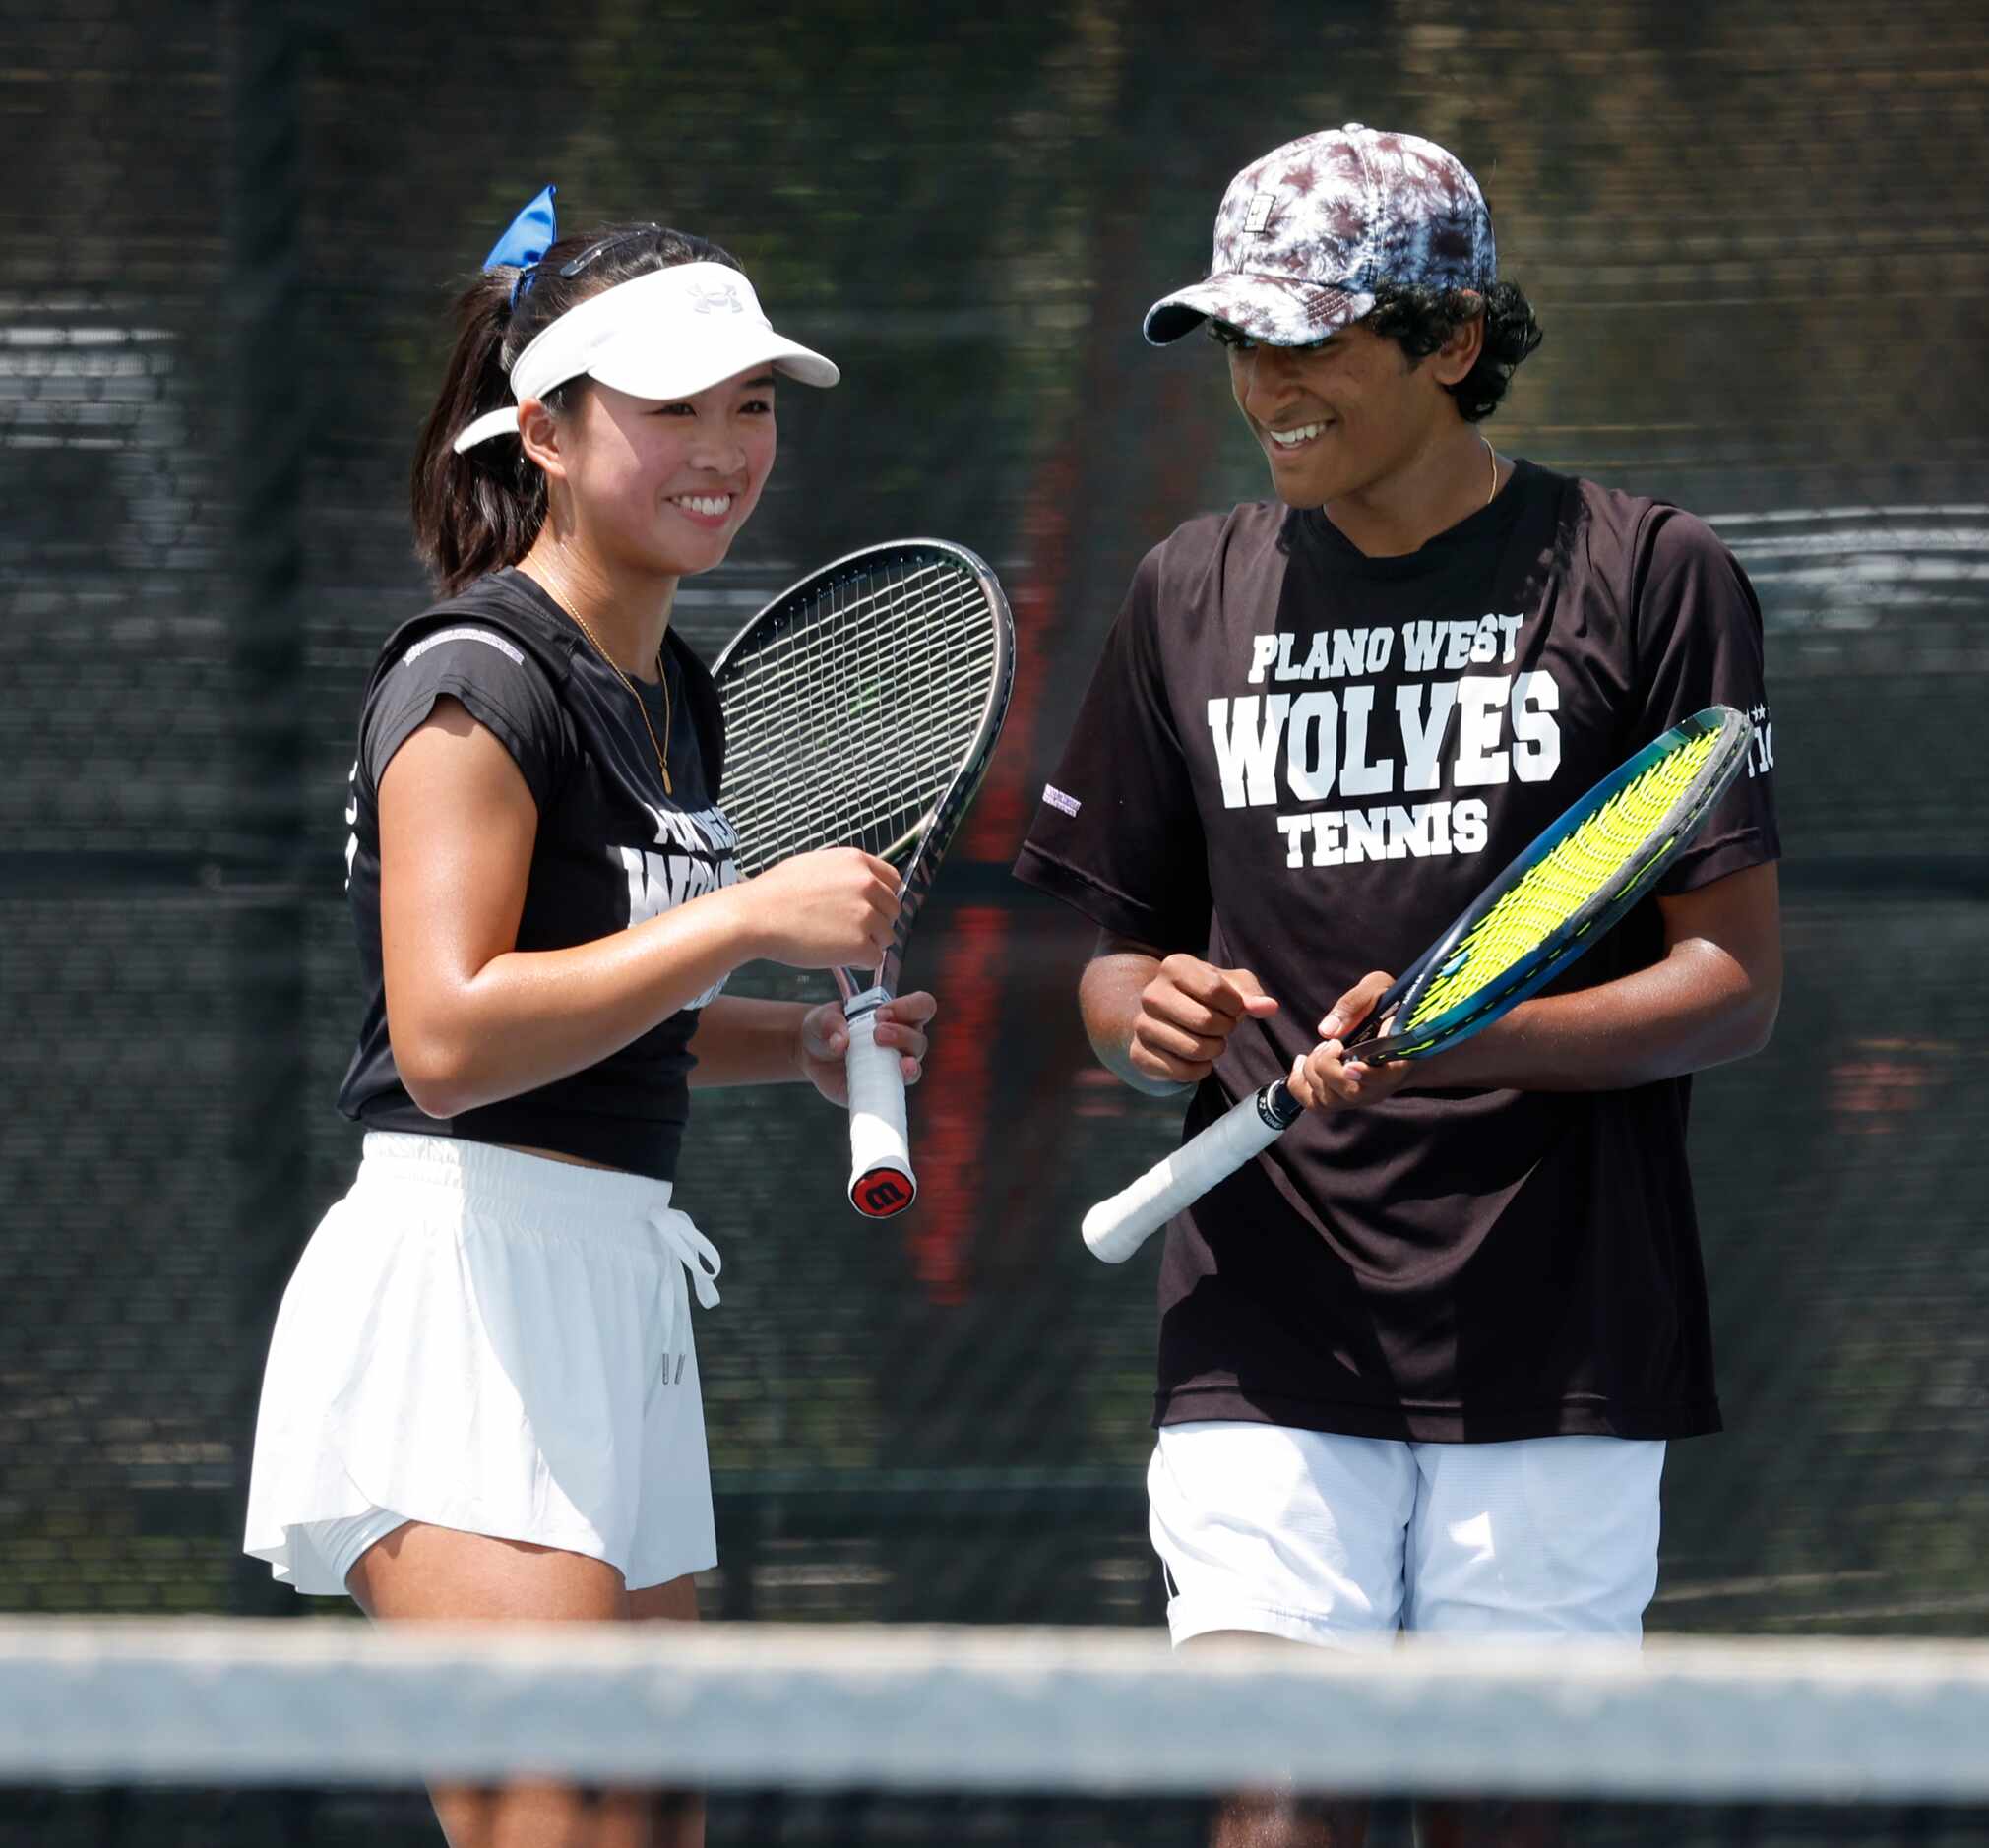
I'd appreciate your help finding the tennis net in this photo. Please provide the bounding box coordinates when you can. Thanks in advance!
[4,1620,1989,1845]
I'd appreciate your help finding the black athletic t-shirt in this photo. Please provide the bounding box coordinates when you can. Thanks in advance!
[337,568,740,1181]
[1015,462,1780,1442]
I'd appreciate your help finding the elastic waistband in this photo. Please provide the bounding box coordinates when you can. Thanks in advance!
[353,1132,676,1234]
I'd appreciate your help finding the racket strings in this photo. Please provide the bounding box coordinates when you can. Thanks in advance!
[725,624,992,853]
[1405,728,1723,1027]
[722,606,993,788]
[719,562,1000,875]
[723,563,969,668]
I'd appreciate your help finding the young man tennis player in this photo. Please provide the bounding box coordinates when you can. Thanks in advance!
[1015,125,1782,1847]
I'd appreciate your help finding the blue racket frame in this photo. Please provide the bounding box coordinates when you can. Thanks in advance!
[1270,704,1756,1121]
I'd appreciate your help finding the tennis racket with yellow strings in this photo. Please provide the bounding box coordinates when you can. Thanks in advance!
[1082,705,1756,1263]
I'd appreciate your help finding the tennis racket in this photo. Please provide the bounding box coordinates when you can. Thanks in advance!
[1083,705,1756,1263]
[712,539,1016,1219]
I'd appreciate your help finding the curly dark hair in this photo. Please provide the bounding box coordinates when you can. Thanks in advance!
[1365,279,1543,422]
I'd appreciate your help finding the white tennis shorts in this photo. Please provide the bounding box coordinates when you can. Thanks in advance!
[1150,1421,1664,1649]
[243,1133,721,1597]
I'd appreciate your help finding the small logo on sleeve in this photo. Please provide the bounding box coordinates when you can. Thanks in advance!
[1042,784,1082,819]
[1745,702,1775,777]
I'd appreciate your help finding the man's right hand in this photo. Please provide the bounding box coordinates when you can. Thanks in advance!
[1127,954,1280,1088]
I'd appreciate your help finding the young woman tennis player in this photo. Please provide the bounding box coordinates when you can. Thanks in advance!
[243,188,933,1847]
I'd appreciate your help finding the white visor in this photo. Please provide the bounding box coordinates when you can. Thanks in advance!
[452,261,839,454]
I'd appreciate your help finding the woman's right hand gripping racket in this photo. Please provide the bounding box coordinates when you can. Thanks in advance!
[1082,706,1756,1263]
[713,539,1016,1220]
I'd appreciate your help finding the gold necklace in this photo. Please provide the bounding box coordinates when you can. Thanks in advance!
[1482,436,1500,507]
[542,579,673,795]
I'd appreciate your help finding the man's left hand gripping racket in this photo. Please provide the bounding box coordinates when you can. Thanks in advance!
[713,539,1016,1219]
[1082,705,1757,1263]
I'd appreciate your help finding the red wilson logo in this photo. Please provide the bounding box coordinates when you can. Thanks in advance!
[855,1174,912,1216]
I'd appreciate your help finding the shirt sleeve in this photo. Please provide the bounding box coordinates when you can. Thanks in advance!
[1629,507,1781,893]
[1012,546,1213,950]
[360,623,569,813]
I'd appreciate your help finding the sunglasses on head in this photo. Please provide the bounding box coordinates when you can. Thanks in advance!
[514,225,701,306]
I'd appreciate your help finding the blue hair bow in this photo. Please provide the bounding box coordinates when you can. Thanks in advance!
[483,184,557,306]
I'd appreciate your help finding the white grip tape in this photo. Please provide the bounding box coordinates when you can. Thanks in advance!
[1081,1090,1284,1263]
[845,1009,915,1217]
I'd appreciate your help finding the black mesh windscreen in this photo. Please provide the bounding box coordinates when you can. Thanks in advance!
[3,1,1985,1840]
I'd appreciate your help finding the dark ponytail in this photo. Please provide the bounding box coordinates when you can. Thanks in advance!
[409,224,744,596]
[410,268,552,595]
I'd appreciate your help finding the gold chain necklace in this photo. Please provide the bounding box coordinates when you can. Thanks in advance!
[541,579,673,795]
[1482,436,1500,507]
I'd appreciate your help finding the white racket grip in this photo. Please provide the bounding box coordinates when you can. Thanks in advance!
[844,1009,916,1218]
[1082,1088,1287,1263]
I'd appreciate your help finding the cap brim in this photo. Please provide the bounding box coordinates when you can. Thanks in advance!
[590,327,840,400]
[1143,275,1373,347]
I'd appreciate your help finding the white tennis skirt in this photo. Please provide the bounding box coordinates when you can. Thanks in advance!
[243,1133,721,1596]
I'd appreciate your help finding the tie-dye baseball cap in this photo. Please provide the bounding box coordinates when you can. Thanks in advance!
[1143,124,1496,347]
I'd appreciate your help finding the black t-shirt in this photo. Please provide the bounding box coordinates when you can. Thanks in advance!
[337,569,740,1181]
[1014,462,1780,1442]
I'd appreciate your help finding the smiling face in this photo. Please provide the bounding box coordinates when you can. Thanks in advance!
[1219,319,1469,510]
[525,365,778,581]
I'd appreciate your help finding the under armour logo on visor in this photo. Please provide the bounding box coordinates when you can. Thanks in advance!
[688,279,745,315]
